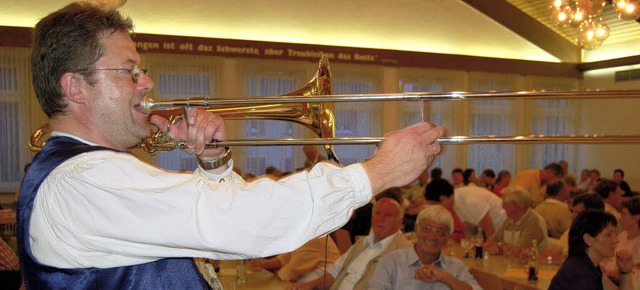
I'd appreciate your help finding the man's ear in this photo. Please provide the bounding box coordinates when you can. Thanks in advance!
[583,233,594,248]
[60,72,87,104]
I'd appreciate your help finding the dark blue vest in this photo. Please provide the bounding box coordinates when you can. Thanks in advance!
[17,136,210,290]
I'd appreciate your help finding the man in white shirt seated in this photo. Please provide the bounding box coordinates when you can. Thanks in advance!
[287,198,411,290]
[369,205,481,290]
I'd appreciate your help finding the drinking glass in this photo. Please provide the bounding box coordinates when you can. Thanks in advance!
[461,238,472,259]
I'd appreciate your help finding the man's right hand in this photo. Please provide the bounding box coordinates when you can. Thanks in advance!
[362,122,444,195]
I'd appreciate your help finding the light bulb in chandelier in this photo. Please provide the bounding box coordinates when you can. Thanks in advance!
[551,5,575,27]
[577,0,606,18]
[577,20,610,50]
[549,0,564,10]
[615,0,640,21]
[570,8,586,27]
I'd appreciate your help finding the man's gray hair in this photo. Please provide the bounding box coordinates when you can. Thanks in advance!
[416,204,453,236]
[502,186,531,209]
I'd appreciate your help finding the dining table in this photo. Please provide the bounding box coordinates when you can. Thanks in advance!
[216,241,560,290]
[443,242,561,290]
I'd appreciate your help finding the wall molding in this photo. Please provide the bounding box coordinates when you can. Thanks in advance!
[1,25,582,78]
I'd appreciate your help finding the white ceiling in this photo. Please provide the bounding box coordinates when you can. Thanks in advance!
[1,0,638,63]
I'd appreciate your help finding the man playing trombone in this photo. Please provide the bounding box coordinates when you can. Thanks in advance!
[17,2,444,290]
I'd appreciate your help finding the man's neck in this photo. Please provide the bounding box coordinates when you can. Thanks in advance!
[50,116,126,150]
[415,245,440,265]
[512,209,528,222]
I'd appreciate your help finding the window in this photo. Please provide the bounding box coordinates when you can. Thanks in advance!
[467,73,518,174]
[332,78,381,165]
[0,101,20,186]
[150,60,217,171]
[0,55,30,193]
[399,69,463,173]
[242,75,298,175]
[527,77,578,169]
[467,102,515,173]
[401,83,445,169]
[531,105,570,167]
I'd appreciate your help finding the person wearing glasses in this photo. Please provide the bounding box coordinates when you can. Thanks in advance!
[18,2,444,290]
[369,205,481,290]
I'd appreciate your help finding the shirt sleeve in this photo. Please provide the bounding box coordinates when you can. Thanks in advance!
[444,258,482,290]
[367,254,396,290]
[30,151,372,268]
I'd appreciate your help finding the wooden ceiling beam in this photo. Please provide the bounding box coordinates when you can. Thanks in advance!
[463,0,581,63]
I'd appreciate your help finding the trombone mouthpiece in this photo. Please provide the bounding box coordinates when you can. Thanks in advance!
[140,96,156,114]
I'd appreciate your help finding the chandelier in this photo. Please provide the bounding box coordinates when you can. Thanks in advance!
[550,0,640,49]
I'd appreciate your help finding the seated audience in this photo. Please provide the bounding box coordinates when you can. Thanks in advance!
[613,169,633,198]
[577,168,590,193]
[539,193,605,261]
[595,179,624,222]
[492,170,511,198]
[582,169,601,194]
[430,167,443,181]
[462,168,477,186]
[451,168,464,188]
[563,175,580,202]
[424,179,465,242]
[344,203,373,243]
[287,198,411,290]
[549,210,635,290]
[534,179,572,239]
[454,183,507,238]
[302,145,327,169]
[602,197,640,286]
[369,205,481,290]
[480,169,496,192]
[485,186,548,255]
[510,162,564,205]
[264,165,283,179]
[403,169,429,216]
[249,236,340,282]
[558,160,575,181]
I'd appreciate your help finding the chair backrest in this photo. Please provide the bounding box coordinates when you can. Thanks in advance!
[0,216,17,241]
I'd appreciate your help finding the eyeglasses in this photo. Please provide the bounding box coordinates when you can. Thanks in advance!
[96,65,148,83]
[420,225,449,238]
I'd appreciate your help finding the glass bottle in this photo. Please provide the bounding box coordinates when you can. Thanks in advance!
[527,239,539,281]
[474,227,484,259]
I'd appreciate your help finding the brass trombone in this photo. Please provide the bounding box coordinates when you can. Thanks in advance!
[29,56,640,163]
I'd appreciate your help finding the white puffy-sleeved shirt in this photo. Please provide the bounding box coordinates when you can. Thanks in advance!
[29,134,372,269]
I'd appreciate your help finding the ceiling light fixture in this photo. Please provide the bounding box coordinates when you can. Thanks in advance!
[549,0,640,49]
